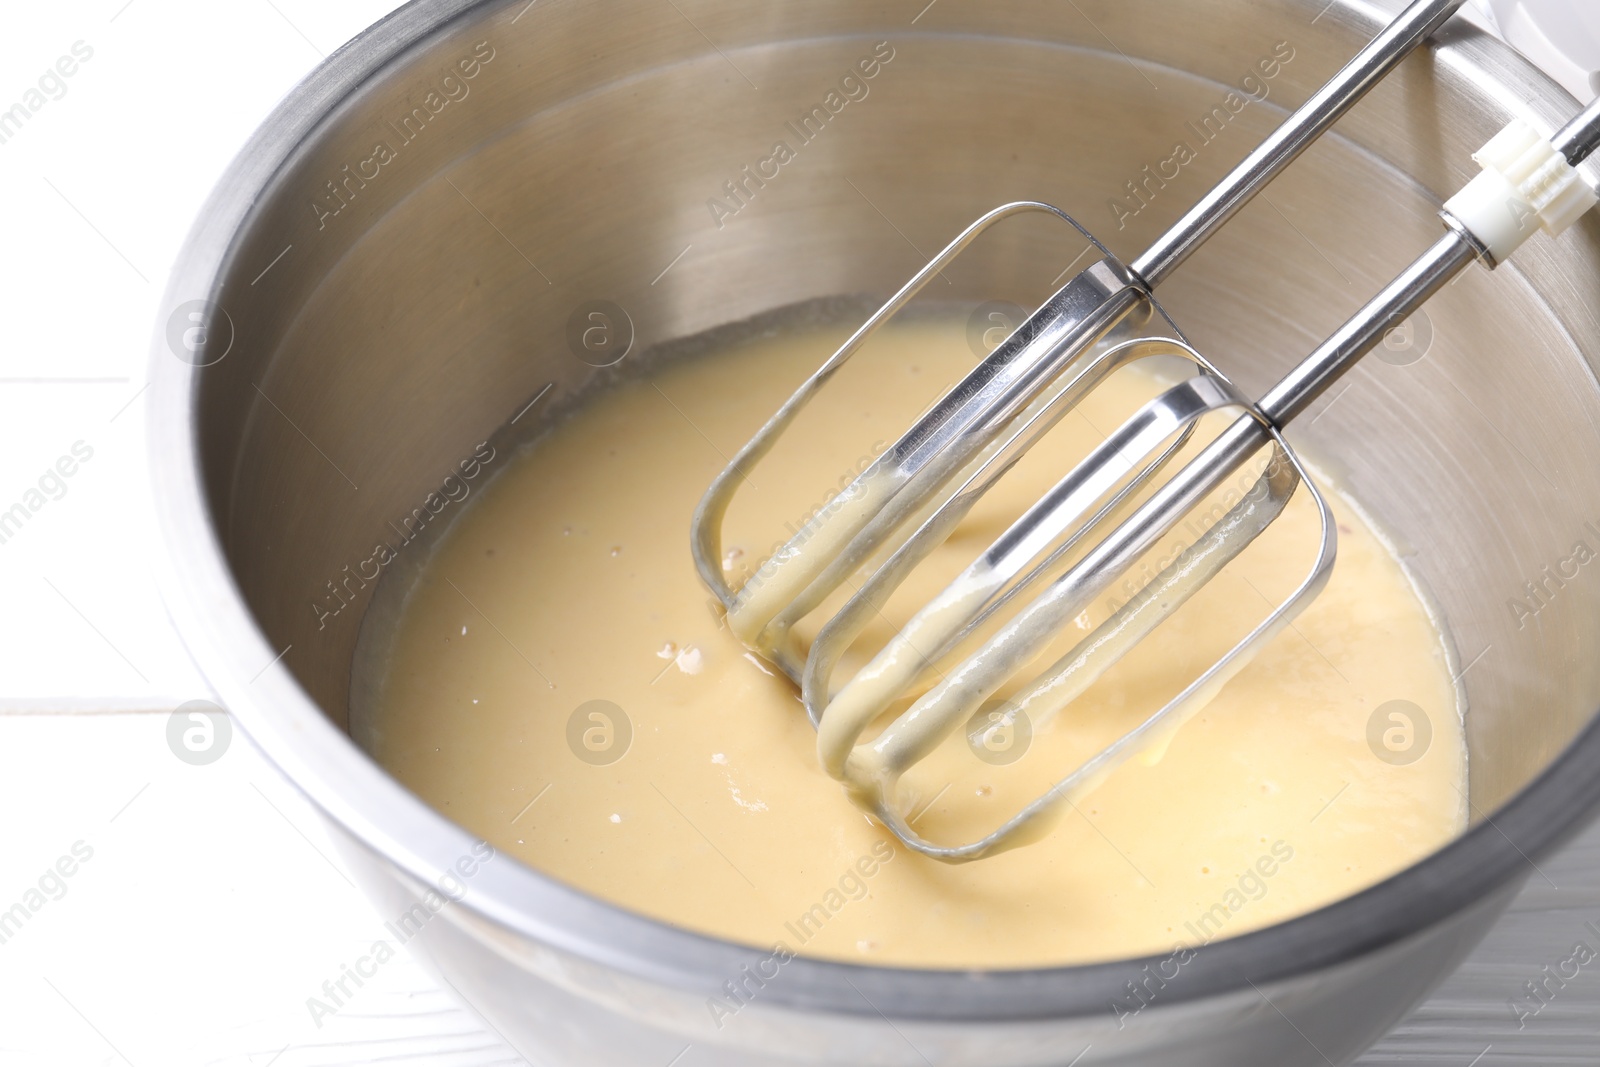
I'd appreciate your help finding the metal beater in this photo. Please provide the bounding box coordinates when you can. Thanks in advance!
[692,0,1600,861]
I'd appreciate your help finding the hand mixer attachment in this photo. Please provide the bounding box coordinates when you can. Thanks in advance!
[692,0,1600,862]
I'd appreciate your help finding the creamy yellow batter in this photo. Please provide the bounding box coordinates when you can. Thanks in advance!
[355,316,1466,968]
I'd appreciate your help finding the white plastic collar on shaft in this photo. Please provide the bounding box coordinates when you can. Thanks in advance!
[1444,118,1597,264]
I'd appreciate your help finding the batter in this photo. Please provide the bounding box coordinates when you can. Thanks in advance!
[354,315,1466,968]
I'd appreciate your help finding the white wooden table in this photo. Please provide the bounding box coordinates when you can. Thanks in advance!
[2,1,1596,1063]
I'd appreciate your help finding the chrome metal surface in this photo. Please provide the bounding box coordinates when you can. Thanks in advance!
[1130,0,1469,287]
[1257,230,1480,422]
[1260,89,1600,426]
[1554,93,1600,165]
[823,369,1340,862]
[147,0,1600,1063]
[691,203,1149,678]
[693,0,1598,862]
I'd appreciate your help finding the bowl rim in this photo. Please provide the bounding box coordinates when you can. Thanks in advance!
[146,0,1600,1022]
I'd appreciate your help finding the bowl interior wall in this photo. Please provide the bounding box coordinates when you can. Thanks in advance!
[200,0,1600,823]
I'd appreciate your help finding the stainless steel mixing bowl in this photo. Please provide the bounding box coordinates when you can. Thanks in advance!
[148,0,1600,1062]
